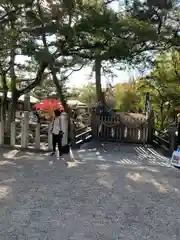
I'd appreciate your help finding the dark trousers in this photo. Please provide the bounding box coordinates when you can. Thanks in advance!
[52,133,62,155]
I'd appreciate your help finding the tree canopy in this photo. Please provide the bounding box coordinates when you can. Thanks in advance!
[0,0,179,128]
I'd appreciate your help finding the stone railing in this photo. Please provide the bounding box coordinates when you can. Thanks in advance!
[0,112,68,151]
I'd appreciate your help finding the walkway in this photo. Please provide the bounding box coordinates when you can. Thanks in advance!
[0,143,180,240]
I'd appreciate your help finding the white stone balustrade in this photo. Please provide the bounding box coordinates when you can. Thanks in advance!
[61,112,68,147]
[21,112,29,148]
[0,111,69,150]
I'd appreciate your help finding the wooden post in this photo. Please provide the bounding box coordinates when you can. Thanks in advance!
[168,123,176,154]
[91,110,96,138]
[35,123,40,149]
[147,110,154,144]
[0,121,4,145]
[10,121,16,146]
[70,119,76,147]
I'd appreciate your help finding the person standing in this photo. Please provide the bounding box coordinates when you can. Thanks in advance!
[51,109,63,158]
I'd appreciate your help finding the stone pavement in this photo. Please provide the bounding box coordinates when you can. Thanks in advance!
[0,143,180,240]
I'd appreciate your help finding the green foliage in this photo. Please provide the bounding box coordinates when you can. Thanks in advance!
[115,49,180,130]
[0,76,11,89]
[78,84,97,105]
[0,0,179,115]
[0,76,22,90]
[115,81,143,112]
[33,76,56,100]
[137,50,180,129]
[68,83,116,107]
[68,84,97,106]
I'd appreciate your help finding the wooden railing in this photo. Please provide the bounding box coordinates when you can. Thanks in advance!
[152,129,170,152]
[74,126,92,147]
[91,114,148,144]
[71,124,92,148]
[152,126,178,156]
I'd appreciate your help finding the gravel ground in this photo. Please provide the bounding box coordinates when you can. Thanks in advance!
[0,143,180,240]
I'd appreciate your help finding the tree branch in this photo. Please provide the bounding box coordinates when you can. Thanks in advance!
[18,62,47,96]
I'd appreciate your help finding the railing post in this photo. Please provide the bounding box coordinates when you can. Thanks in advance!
[10,121,16,146]
[61,112,68,147]
[35,123,40,149]
[168,123,176,154]
[21,112,29,148]
[0,121,4,145]
[91,110,97,138]
[147,110,154,144]
[21,116,25,147]
[70,119,76,147]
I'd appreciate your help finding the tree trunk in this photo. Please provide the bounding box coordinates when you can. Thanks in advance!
[5,91,19,135]
[160,102,164,130]
[50,66,72,144]
[50,66,67,110]
[0,72,8,122]
[95,58,103,103]
[1,91,8,123]
[5,47,18,136]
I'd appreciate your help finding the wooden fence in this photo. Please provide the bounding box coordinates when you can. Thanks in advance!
[2,107,178,154]
[91,113,149,144]
[91,110,179,155]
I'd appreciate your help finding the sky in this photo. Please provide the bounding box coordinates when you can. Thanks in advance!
[67,66,140,88]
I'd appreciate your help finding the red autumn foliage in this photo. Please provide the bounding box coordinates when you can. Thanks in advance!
[34,99,64,120]
[34,99,64,112]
